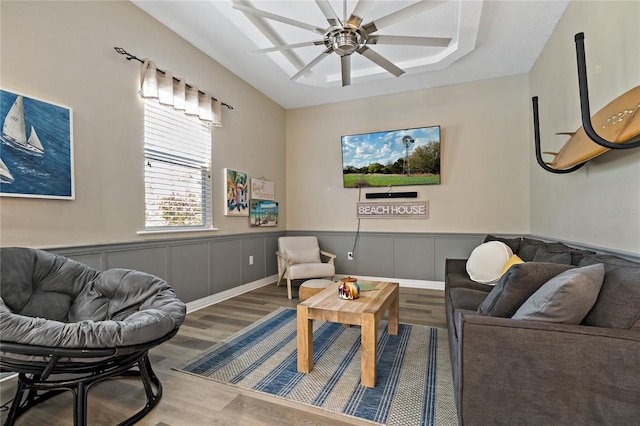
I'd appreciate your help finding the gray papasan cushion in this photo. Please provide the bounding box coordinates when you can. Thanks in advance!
[0,247,186,349]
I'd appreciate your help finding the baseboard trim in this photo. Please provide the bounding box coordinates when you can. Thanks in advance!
[186,274,444,314]
[186,275,278,314]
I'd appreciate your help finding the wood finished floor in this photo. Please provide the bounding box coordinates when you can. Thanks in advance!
[0,282,446,426]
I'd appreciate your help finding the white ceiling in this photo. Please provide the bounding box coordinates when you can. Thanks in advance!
[132,0,569,110]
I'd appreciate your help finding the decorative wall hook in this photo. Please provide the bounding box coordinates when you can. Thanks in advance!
[574,33,640,150]
[531,33,640,174]
[532,96,586,174]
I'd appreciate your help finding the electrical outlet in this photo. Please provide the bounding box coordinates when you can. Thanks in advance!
[347,252,354,260]
[249,255,254,265]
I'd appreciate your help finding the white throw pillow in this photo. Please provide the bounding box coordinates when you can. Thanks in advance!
[466,241,513,284]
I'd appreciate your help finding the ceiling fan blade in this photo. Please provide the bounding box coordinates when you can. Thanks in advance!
[356,46,404,77]
[362,0,447,34]
[367,35,452,47]
[291,48,333,80]
[347,0,373,28]
[341,55,351,87]
[253,40,326,54]
[315,0,341,27]
[233,3,325,35]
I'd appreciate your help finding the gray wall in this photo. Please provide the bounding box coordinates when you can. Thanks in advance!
[50,231,638,304]
[51,231,487,304]
[291,231,484,282]
[53,232,283,304]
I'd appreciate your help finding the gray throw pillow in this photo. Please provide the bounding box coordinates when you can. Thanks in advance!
[477,262,574,317]
[579,254,640,329]
[512,263,605,324]
[517,238,545,262]
[518,238,574,263]
[533,246,572,264]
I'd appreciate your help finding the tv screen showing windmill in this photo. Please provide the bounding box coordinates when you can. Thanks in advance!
[341,125,440,188]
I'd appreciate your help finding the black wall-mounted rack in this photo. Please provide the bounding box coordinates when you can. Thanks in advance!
[532,32,640,174]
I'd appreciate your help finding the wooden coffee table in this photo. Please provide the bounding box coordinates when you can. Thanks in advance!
[296,280,399,388]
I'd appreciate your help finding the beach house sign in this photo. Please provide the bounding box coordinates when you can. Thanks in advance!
[356,201,429,219]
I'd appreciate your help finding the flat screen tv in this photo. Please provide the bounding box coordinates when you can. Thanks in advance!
[341,125,440,188]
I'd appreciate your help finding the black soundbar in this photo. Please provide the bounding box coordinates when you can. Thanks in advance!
[365,191,418,199]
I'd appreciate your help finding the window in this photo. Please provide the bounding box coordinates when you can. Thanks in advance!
[143,98,212,229]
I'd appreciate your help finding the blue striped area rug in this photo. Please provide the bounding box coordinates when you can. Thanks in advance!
[179,308,457,426]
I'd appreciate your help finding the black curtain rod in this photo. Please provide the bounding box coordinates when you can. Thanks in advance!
[114,47,234,110]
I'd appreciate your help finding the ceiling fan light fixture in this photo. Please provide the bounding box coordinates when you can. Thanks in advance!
[331,29,363,56]
[234,0,462,87]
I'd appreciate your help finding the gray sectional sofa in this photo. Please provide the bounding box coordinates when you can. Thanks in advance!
[445,236,640,425]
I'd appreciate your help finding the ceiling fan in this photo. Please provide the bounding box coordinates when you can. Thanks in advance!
[232,0,452,87]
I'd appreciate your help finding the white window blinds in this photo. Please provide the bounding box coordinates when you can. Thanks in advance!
[143,98,212,229]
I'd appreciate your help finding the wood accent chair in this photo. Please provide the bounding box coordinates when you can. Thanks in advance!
[276,236,336,299]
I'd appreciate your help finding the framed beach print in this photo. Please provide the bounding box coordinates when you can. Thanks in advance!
[249,199,278,227]
[250,177,275,201]
[224,168,249,216]
[0,89,74,199]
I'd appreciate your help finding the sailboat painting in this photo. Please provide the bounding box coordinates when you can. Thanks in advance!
[0,89,74,199]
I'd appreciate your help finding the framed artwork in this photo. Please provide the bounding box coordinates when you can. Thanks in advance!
[250,177,274,201]
[0,89,74,199]
[249,199,278,227]
[224,168,249,216]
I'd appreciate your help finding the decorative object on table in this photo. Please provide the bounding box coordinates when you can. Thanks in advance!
[224,168,249,216]
[338,276,360,299]
[0,89,74,199]
[250,177,274,200]
[178,308,457,426]
[356,281,381,292]
[249,199,278,227]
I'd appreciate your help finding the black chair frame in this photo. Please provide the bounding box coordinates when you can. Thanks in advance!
[0,329,177,426]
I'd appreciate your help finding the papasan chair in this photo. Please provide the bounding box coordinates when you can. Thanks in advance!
[0,247,186,426]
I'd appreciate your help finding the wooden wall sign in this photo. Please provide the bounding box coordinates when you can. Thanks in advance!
[356,201,428,219]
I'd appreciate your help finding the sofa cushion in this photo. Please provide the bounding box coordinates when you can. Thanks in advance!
[512,264,605,324]
[0,248,186,349]
[447,271,496,292]
[484,235,522,255]
[518,238,571,261]
[466,241,513,284]
[533,246,572,264]
[517,238,546,261]
[517,237,594,265]
[477,262,574,317]
[579,254,640,329]
[446,286,490,343]
[449,287,491,311]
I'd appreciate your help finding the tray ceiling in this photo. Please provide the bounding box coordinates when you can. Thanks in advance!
[132,0,569,109]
